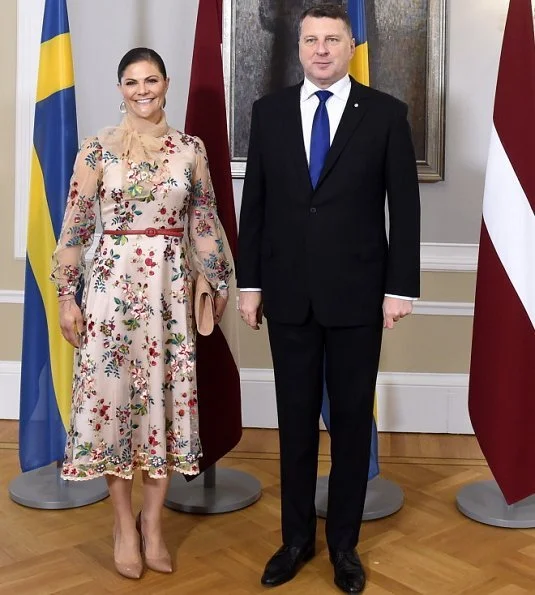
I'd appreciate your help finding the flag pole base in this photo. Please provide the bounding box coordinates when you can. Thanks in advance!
[456,480,535,528]
[8,463,108,510]
[164,465,261,514]
[315,475,404,520]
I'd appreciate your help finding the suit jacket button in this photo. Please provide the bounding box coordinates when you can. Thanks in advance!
[310,207,317,213]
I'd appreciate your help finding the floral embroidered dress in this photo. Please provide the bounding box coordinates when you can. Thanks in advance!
[51,115,232,480]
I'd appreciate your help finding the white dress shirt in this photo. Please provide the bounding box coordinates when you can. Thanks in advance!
[300,75,351,164]
[241,74,416,301]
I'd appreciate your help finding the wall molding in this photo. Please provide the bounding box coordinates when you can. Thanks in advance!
[1,362,472,434]
[0,291,25,304]
[413,300,474,316]
[0,290,475,317]
[420,243,478,272]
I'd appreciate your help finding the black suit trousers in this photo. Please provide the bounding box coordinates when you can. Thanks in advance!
[267,312,383,551]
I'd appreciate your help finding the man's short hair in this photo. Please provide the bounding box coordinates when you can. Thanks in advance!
[299,3,353,38]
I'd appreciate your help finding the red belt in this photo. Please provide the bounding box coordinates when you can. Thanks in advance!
[103,227,184,238]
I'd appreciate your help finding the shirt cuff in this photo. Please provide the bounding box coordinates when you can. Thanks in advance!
[385,294,418,301]
[240,288,262,292]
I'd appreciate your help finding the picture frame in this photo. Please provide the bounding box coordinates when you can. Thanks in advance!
[223,0,447,182]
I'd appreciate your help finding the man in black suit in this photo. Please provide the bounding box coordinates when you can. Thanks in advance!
[238,4,420,593]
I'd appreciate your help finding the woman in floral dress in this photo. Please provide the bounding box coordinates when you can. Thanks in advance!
[51,48,232,579]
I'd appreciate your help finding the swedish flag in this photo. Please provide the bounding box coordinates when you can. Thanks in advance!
[321,0,380,481]
[19,0,78,472]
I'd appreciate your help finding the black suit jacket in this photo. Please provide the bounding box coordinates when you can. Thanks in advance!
[237,77,421,327]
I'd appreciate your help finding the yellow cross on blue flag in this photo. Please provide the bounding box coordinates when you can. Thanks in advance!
[19,0,78,472]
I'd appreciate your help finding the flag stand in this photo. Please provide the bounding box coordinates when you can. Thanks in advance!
[164,464,261,514]
[8,461,108,510]
[315,475,404,521]
[456,480,535,528]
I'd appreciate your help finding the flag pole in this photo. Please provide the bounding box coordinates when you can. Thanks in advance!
[163,0,262,514]
[457,0,535,522]
[10,0,108,510]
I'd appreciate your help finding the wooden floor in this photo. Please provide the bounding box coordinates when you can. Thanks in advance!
[1,446,535,594]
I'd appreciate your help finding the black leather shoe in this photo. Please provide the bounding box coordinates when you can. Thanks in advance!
[260,542,315,586]
[329,550,366,593]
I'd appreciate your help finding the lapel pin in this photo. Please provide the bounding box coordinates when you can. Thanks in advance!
[354,102,359,108]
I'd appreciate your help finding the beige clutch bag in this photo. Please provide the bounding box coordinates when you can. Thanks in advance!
[194,275,215,336]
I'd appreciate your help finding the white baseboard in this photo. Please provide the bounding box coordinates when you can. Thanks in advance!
[239,369,472,434]
[375,372,472,434]
[1,363,472,434]
[0,361,21,420]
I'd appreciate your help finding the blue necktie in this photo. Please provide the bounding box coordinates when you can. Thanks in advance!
[309,90,333,188]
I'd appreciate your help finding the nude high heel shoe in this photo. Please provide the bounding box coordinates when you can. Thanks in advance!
[136,511,173,574]
[113,527,143,579]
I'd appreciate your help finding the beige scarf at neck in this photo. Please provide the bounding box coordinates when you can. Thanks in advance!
[99,111,170,163]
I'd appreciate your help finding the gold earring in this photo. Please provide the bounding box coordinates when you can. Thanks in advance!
[119,100,127,114]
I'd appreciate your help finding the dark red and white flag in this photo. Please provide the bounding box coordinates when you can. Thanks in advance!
[186,0,242,473]
[469,0,535,504]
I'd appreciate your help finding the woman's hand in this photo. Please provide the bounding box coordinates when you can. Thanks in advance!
[59,296,84,347]
[214,289,229,325]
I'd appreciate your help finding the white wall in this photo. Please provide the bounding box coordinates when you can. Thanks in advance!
[68,0,199,139]
[419,0,509,243]
[67,0,246,222]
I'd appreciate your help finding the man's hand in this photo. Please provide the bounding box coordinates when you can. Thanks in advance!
[382,296,413,329]
[239,291,263,330]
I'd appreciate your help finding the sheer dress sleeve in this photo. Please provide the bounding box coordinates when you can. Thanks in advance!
[188,137,232,291]
[50,137,102,297]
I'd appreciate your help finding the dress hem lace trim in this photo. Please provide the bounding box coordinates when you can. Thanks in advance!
[61,454,202,481]
[60,466,200,481]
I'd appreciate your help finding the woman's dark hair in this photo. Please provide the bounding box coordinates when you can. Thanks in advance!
[117,47,167,82]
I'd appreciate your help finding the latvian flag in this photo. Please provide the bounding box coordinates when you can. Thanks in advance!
[468,0,535,504]
[185,0,242,474]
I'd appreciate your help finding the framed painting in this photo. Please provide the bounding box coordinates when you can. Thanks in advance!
[223,0,446,182]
